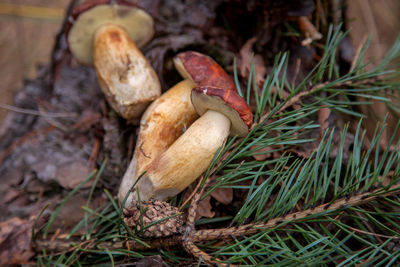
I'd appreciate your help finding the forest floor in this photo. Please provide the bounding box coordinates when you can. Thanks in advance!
[0,0,400,265]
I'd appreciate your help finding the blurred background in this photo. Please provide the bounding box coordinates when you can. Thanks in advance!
[0,0,70,123]
[0,0,399,125]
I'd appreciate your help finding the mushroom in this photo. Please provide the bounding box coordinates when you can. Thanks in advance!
[136,85,252,201]
[118,51,252,205]
[66,0,161,121]
[118,79,199,206]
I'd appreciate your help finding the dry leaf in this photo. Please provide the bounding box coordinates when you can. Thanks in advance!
[348,0,400,146]
[134,255,168,267]
[195,195,215,220]
[55,161,93,189]
[210,187,233,205]
[238,38,267,86]
[0,217,34,265]
[251,145,272,161]
[318,107,330,138]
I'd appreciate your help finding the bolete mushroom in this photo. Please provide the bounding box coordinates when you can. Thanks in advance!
[136,86,252,201]
[118,51,243,207]
[66,0,161,121]
[118,79,199,207]
[118,51,252,206]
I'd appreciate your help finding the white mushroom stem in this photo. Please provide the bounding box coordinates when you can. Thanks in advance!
[136,110,231,201]
[93,24,160,121]
[118,80,197,207]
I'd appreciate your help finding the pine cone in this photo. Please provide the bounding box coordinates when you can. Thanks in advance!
[123,199,183,237]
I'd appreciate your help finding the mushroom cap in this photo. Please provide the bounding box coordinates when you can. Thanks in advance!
[191,86,253,137]
[67,0,154,65]
[173,51,236,91]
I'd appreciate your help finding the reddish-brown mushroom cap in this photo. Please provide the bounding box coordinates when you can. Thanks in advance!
[191,86,253,137]
[66,0,154,65]
[173,51,236,91]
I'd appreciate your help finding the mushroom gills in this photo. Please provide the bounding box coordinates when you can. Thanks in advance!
[137,110,231,201]
[68,4,154,66]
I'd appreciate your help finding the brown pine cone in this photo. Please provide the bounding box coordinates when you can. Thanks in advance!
[123,199,183,237]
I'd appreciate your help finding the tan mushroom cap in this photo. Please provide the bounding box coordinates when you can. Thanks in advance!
[191,86,253,136]
[67,1,154,65]
[173,51,236,91]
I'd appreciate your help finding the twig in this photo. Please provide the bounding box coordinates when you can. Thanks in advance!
[0,103,77,118]
[191,182,400,241]
[254,81,329,128]
[179,177,204,211]
[350,35,369,73]
[88,138,101,168]
[346,225,400,241]
[182,178,228,266]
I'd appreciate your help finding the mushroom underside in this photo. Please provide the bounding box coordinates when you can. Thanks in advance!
[68,4,154,65]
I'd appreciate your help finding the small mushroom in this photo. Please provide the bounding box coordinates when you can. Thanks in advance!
[118,51,252,205]
[66,0,161,121]
[118,51,244,207]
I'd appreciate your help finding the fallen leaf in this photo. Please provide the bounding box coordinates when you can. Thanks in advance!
[251,145,272,161]
[55,161,93,189]
[195,195,215,220]
[134,255,168,267]
[0,217,34,265]
[211,187,233,205]
[238,38,267,86]
[3,188,20,204]
[318,107,331,138]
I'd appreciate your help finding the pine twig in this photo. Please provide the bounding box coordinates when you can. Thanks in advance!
[191,182,400,241]
[33,182,400,255]
[182,178,229,266]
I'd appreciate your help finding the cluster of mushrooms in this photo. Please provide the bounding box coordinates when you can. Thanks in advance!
[67,0,253,213]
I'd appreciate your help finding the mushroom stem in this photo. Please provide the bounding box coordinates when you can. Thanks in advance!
[118,79,198,207]
[137,110,231,201]
[93,24,160,121]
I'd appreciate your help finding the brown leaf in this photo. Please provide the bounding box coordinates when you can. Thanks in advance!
[0,217,34,265]
[318,107,331,138]
[134,255,168,267]
[55,161,93,189]
[210,187,233,205]
[238,38,267,86]
[251,145,272,161]
[195,195,215,220]
[3,188,20,204]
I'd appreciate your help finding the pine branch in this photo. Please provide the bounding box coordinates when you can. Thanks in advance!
[192,182,400,241]
[33,181,400,255]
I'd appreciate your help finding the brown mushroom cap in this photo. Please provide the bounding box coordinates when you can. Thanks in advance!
[191,86,253,137]
[173,51,236,91]
[67,0,154,65]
